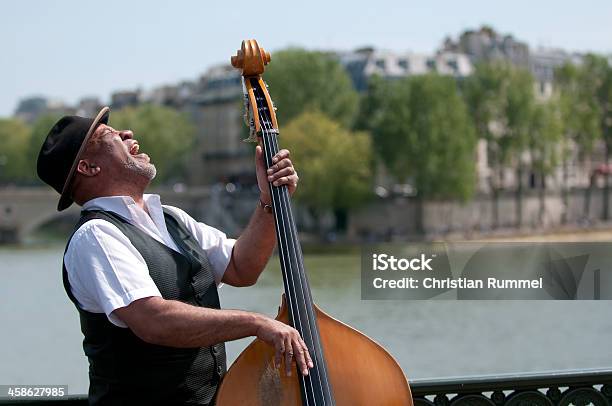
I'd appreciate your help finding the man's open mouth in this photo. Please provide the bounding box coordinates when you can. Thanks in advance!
[130,143,140,155]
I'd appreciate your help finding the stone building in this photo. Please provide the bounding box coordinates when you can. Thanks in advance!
[147,81,196,108]
[530,47,583,99]
[336,47,472,92]
[14,96,73,123]
[184,64,252,186]
[76,97,103,118]
[110,89,141,110]
[14,97,48,123]
[441,25,530,67]
[439,27,601,195]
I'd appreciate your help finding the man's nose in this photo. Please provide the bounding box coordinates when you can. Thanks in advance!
[120,130,134,140]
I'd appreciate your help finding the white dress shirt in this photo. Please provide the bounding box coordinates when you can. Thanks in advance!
[64,194,236,328]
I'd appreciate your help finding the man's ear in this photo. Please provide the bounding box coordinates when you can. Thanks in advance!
[76,159,101,176]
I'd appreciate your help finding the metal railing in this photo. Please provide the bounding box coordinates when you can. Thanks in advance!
[411,368,612,406]
[1,368,610,405]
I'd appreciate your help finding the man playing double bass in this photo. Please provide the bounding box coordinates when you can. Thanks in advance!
[37,106,313,405]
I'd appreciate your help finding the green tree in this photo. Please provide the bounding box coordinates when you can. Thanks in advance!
[363,74,477,232]
[265,48,359,128]
[110,104,196,183]
[555,61,601,221]
[0,118,31,184]
[281,110,373,233]
[402,75,477,200]
[463,62,536,227]
[354,75,389,132]
[358,76,412,180]
[528,100,563,225]
[583,55,612,220]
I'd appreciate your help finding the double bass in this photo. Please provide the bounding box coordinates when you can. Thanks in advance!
[216,40,413,406]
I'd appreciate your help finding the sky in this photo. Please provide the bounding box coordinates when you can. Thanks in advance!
[1,0,611,117]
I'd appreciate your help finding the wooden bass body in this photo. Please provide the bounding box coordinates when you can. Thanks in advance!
[216,296,413,406]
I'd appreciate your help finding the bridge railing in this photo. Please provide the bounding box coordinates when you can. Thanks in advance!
[1,368,610,405]
[411,368,612,406]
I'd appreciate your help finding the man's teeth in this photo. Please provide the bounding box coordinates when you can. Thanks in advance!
[131,144,139,154]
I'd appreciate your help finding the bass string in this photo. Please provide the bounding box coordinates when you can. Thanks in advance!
[263,129,328,404]
[263,117,330,374]
[254,81,328,404]
[252,82,319,346]
[267,127,335,402]
[252,88,316,404]
[259,127,320,405]
[257,111,313,341]
[263,100,334,404]
[258,120,324,405]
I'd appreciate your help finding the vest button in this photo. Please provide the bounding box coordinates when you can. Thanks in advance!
[217,365,223,376]
[212,346,219,355]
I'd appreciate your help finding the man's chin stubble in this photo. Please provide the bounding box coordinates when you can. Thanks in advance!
[124,159,157,181]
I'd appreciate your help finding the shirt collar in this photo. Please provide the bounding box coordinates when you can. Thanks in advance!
[82,194,162,219]
[81,194,179,252]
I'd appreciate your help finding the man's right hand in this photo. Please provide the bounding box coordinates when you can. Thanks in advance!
[254,316,314,377]
[113,297,314,377]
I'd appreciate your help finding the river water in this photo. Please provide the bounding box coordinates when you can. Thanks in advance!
[0,245,610,395]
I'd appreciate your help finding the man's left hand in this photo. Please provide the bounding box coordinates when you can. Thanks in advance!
[256,146,299,204]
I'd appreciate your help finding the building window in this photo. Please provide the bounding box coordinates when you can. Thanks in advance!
[376,59,386,69]
[398,59,409,70]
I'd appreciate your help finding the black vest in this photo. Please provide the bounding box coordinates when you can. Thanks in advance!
[62,208,227,406]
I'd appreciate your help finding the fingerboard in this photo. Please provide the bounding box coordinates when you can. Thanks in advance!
[250,77,335,406]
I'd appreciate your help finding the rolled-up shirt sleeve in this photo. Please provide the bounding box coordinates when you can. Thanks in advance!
[162,206,236,284]
[64,219,162,328]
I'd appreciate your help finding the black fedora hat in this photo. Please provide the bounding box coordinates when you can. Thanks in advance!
[37,106,110,211]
